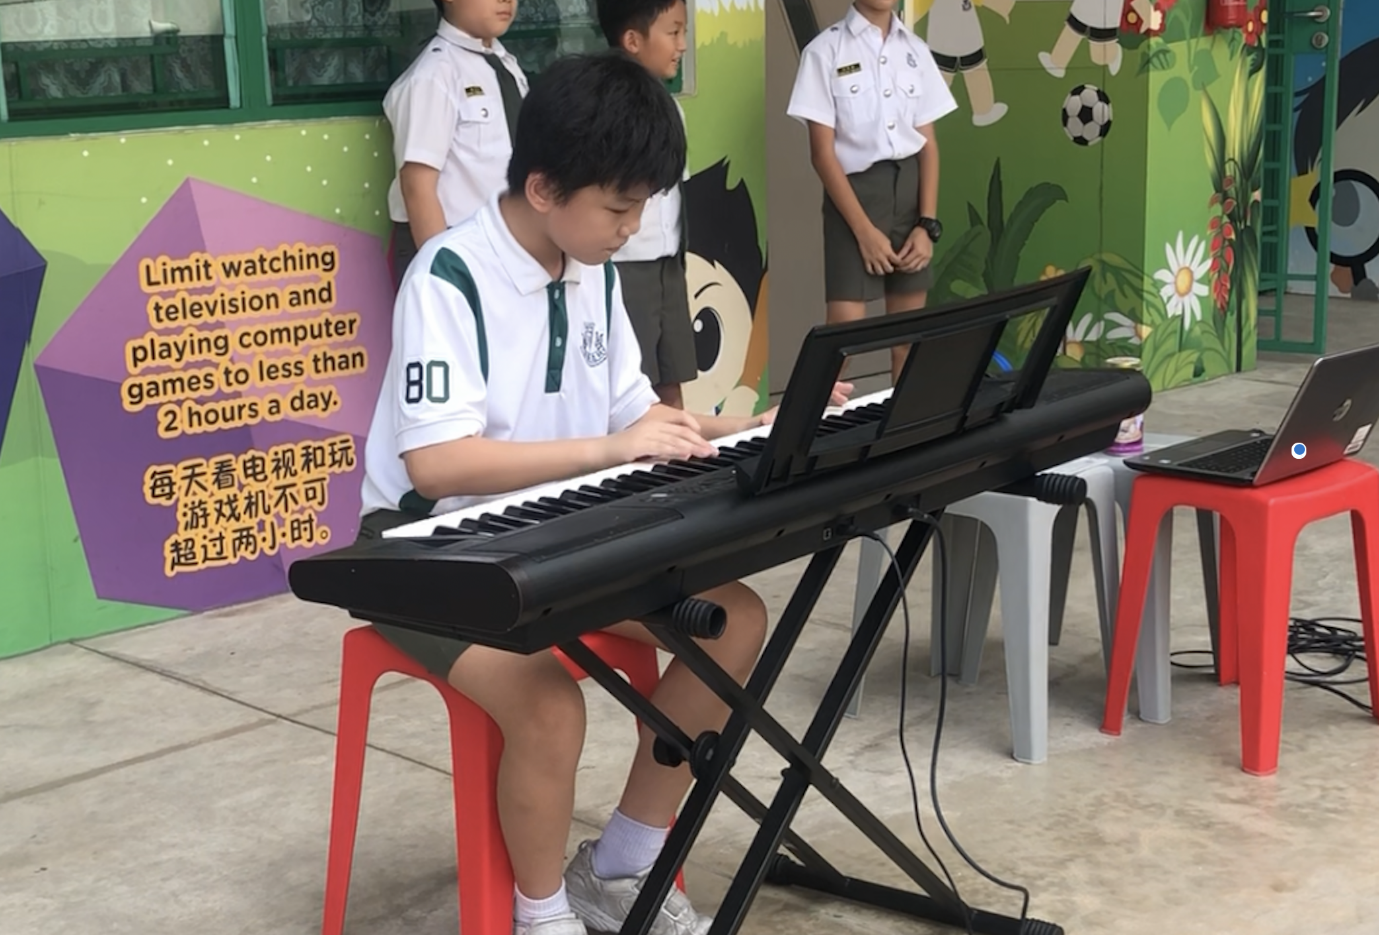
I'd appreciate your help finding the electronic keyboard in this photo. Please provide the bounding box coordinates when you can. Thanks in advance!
[289,368,1150,654]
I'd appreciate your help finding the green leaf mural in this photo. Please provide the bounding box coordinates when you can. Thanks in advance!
[1190,48,1220,91]
[1158,77,1190,130]
[929,223,990,305]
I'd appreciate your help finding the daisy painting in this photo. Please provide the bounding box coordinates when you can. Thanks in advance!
[1154,232,1210,330]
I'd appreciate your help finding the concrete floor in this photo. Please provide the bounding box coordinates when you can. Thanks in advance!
[4,298,1379,935]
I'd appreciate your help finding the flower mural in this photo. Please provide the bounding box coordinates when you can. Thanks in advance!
[918,0,1267,392]
[1154,231,1211,329]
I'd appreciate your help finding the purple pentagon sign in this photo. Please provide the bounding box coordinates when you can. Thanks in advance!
[0,208,46,452]
[34,179,392,612]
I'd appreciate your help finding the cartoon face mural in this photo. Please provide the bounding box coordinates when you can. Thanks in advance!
[681,159,767,416]
[1293,38,1379,302]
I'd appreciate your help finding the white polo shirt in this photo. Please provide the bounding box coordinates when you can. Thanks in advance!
[383,20,529,228]
[360,194,661,519]
[787,6,957,176]
[612,98,691,263]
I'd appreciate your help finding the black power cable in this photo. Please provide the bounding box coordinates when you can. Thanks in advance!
[862,510,1035,935]
[1171,615,1372,714]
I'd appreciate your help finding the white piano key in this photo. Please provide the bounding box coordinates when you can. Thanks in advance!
[384,388,893,539]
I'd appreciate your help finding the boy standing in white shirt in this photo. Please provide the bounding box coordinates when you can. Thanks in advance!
[788,0,958,382]
[598,0,698,407]
[383,0,529,288]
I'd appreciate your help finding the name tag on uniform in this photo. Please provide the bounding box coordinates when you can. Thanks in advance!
[464,85,485,98]
[836,62,861,76]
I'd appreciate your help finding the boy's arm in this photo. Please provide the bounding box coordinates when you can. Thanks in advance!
[918,123,940,220]
[399,164,448,246]
[387,73,459,246]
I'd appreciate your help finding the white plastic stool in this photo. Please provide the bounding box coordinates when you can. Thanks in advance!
[928,457,1128,764]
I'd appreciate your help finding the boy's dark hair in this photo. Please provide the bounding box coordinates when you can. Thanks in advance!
[597,0,684,48]
[507,51,685,202]
[433,0,445,14]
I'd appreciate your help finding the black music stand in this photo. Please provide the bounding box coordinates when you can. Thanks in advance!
[555,272,1090,935]
[739,268,1090,497]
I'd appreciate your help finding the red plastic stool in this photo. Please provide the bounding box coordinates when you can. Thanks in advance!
[1100,459,1379,775]
[323,626,685,935]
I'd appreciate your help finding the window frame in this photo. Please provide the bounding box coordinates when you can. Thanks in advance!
[0,0,695,141]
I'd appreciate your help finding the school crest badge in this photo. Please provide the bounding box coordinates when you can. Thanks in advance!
[907,52,917,68]
[580,321,608,367]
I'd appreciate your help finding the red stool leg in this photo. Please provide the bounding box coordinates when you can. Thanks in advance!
[1350,504,1379,720]
[1102,482,1171,735]
[1230,511,1297,776]
[444,689,513,935]
[1216,517,1240,686]
[322,629,389,935]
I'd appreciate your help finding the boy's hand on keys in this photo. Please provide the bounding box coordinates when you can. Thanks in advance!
[758,381,854,427]
[613,406,717,464]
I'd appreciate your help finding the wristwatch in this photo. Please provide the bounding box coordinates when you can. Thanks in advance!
[917,216,943,243]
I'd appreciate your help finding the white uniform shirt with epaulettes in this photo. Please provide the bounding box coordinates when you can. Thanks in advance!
[786,6,958,176]
[612,98,692,263]
[360,194,661,519]
[383,20,529,228]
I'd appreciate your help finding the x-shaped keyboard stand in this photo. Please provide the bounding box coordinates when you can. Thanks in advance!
[558,519,1064,935]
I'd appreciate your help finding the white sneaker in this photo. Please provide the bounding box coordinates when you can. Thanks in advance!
[564,840,712,935]
[514,912,588,935]
[1038,51,1065,78]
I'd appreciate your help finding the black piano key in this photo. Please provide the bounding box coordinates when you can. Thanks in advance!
[737,439,767,453]
[506,504,559,521]
[578,485,622,502]
[537,496,581,514]
[614,473,664,492]
[558,490,603,508]
[482,514,531,531]
[457,518,492,535]
[649,464,701,480]
[665,459,717,474]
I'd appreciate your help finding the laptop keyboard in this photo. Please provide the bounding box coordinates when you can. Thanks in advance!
[1178,436,1273,476]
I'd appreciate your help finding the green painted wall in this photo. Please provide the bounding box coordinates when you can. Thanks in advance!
[915,0,1265,391]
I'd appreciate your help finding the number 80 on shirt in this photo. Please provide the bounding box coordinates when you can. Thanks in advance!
[404,359,452,405]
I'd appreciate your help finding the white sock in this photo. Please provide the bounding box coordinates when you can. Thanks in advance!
[592,808,668,879]
[515,882,571,925]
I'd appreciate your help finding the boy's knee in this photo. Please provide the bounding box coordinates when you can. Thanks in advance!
[719,584,768,670]
[496,662,587,748]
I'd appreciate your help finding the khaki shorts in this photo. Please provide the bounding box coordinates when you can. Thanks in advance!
[822,158,934,304]
[358,509,473,679]
[616,255,698,386]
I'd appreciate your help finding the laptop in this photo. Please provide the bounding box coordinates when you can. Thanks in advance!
[1124,343,1379,486]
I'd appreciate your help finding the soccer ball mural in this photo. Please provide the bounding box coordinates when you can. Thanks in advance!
[1062,84,1112,146]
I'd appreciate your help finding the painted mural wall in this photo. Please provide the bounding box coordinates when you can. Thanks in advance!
[0,0,768,659]
[1287,3,1379,303]
[913,0,1266,390]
